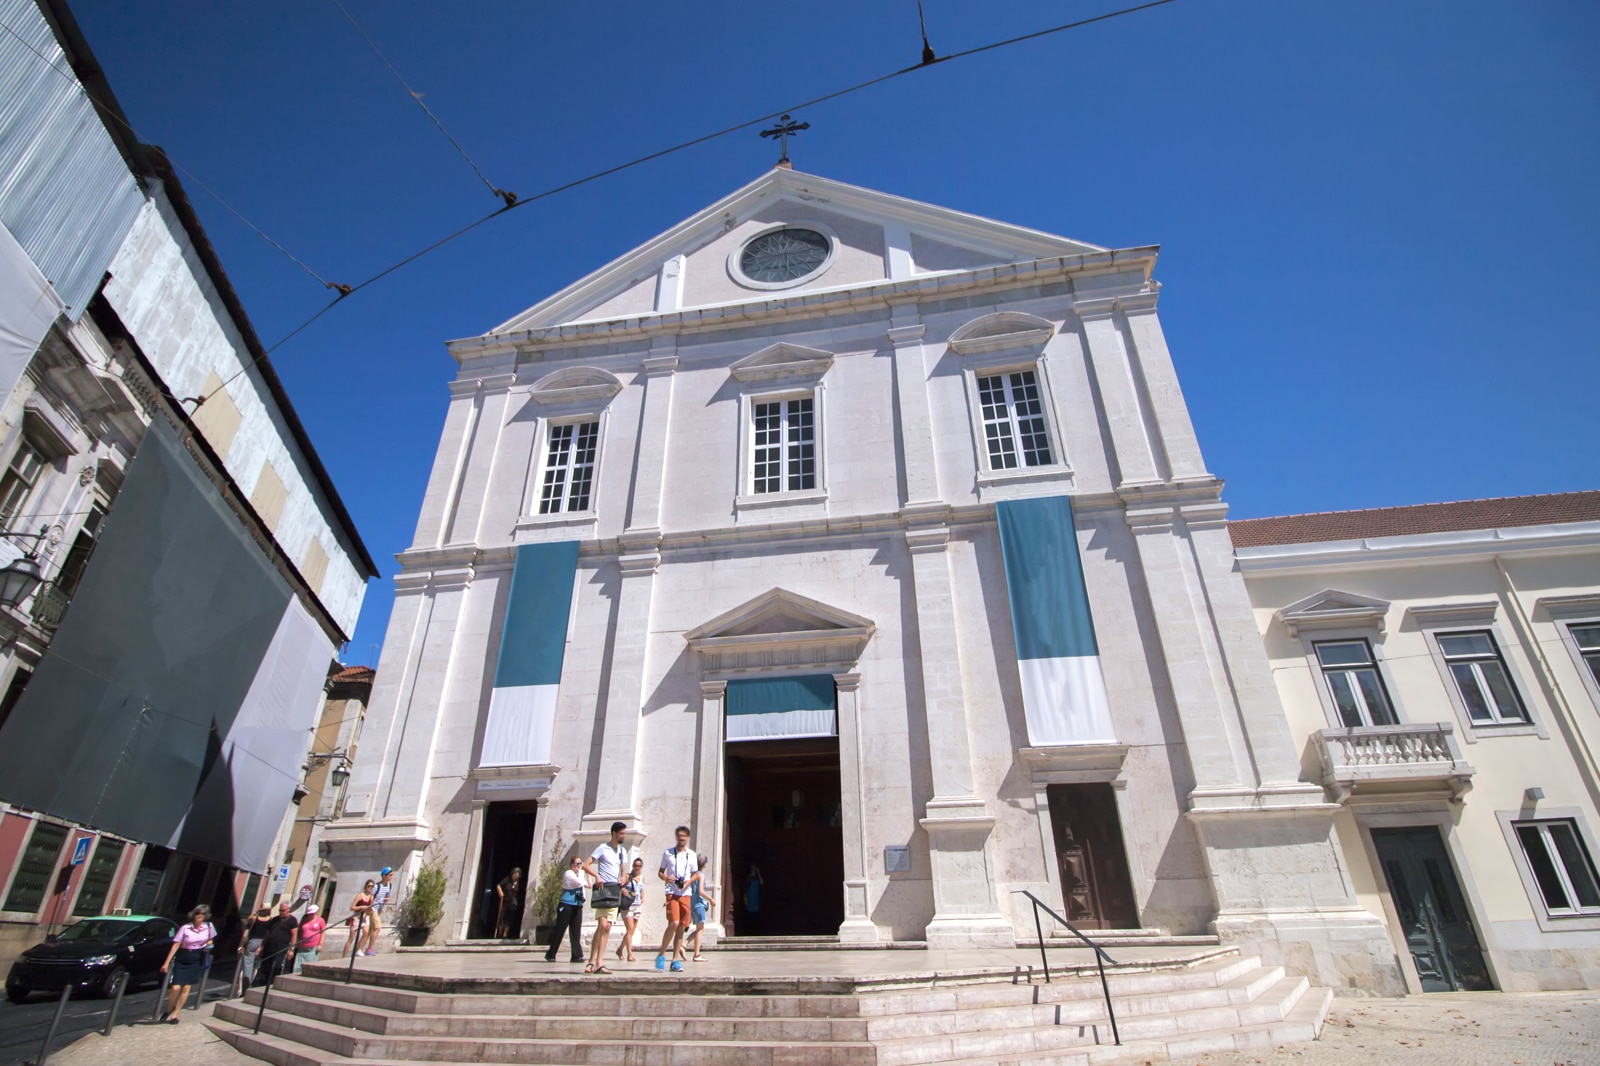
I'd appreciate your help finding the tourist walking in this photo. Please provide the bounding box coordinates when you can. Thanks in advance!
[690,853,716,962]
[344,880,375,959]
[582,821,628,974]
[615,857,645,963]
[234,906,272,994]
[543,856,586,963]
[159,906,214,1022]
[361,867,394,955]
[294,904,326,972]
[254,901,298,988]
[494,867,524,939]
[656,825,697,972]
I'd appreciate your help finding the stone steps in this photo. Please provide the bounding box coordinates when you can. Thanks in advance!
[209,950,1334,1065]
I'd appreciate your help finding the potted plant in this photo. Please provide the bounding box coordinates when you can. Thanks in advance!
[397,840,448,946]
[530,830,567,946]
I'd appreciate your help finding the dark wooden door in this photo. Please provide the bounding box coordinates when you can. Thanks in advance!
[1371,827,1492,992]
[1046,784,1138,930]
[724,737,844,937]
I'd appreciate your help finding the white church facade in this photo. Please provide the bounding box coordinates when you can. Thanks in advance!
[324,168,1405,993]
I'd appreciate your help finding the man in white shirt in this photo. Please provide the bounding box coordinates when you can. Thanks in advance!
[581,821,628,974]
[655,825,698,972]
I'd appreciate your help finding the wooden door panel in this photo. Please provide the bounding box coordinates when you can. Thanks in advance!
[1046,784,1138,930]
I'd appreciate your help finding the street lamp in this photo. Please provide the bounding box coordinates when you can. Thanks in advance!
[330,762,350,788]
[0,553,42,609]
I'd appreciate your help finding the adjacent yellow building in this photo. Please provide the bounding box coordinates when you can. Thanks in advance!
[1235,492,1600,992]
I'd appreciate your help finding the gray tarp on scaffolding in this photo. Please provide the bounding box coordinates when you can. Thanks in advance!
[0,419,333,872]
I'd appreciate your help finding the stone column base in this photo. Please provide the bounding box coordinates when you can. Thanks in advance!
[1213,910,1406,996]
[1190,788,1406,996]
[925,914,1017,950]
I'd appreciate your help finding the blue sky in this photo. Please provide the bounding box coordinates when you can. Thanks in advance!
[70,0,1600,663]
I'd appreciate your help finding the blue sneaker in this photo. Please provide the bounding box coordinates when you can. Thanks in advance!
[670,960,683,972]
[655,954,666,971]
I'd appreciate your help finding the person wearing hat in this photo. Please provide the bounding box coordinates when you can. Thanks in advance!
[361,867,395,956]
[294,903,326,972]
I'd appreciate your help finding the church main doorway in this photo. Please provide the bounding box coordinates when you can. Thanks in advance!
[723,736,845,938]
[1046,783,1139,930]
[468,801,537,939]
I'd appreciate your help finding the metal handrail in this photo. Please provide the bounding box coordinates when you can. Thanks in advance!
[1011,889,1120,1046]
[250,907,363,1033]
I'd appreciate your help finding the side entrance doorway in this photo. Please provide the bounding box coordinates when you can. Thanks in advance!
[1371,826,1492,992]
[1046,783,1138,930]
[468,801,537,940]
[724,736,844,937]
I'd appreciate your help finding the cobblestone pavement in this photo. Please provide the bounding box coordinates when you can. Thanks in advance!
[1167,991,1600,1066]
[38,990,1600,1065]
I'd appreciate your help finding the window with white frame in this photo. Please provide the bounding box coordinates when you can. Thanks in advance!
[537,420,599,514]
[1437,630,1527,724]
[751,395,815,494]
[1515,819,1600,915]
[0,440,45,528]
[1314,640,1397,727]
[1572,624,1600,690]
[976,369,1052,470]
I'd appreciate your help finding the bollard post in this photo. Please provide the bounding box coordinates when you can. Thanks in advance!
[191,956,211,1010]
[101,970,128,1037]
[29,984,71,1065]
[151,969,171,1022]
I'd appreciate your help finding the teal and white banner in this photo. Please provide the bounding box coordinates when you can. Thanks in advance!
[996,495,1116,746]
[726,674,836,742]
[480,541,580,767]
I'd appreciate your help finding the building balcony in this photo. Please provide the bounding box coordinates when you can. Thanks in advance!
[29,581,71,629]
[1313,722,1475,804]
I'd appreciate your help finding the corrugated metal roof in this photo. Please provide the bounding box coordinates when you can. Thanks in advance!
[0,0,143,318]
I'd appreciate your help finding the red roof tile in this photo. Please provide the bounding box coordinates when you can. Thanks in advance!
[1228,491,1600,549]
[328,664,376,684]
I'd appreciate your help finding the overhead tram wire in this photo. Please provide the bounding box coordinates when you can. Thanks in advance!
[0,14,344,295]
[187,0,1183,406]
[330,0,519,208]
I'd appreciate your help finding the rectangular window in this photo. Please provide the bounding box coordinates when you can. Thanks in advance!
[537,420,599,514]
[72,839,125,917]
[1314,640,1397,727]
[977,370,1052,470]
[1572,625,1600,690]
[0,440,46,528]
[1437,631,1526,723]
[3,821,67,914]
[751,396,815,494]
[1516,820,1600,915]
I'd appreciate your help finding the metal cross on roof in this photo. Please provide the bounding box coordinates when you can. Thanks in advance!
[760,114,810,166]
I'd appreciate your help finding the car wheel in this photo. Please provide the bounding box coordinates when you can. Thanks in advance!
[96,966,125,998]
[5,985,29,1004]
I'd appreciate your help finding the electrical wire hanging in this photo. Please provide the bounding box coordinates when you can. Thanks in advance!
[192,0,1182,404]
[330,0,517,208]
[0,14,346,294]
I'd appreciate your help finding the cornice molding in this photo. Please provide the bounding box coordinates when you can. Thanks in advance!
[1234,522,1600,574]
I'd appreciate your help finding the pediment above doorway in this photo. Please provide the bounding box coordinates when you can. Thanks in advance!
[684,588,874,677]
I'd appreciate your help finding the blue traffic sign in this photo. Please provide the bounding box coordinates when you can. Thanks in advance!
[69,837,91,866]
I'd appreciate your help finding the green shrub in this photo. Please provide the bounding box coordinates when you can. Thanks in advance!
[399,841,448,932]
[532,829,567,926]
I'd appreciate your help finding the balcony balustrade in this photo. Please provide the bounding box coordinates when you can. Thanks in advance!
[1313,722,1475,804]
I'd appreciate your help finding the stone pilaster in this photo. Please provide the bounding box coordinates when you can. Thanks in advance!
[887,312,939,506]
[1124,490,1403,994]
[907,522,1014,948]
[626,343,678,534]
[692,680,727,945]
[1117,293,1209,481]
[833,672,880,943]
[581,535,660,837]
[1076,298,1161,487]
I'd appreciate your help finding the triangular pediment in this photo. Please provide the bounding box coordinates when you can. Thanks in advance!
[686,588,873,640]
[728,342,833,383]
[486,169,1107,333]
[1279,588,1390,636]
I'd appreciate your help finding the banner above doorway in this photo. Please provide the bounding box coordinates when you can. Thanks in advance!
[726,674,836,741]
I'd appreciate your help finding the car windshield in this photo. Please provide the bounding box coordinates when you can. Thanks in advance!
[56,919,141,943]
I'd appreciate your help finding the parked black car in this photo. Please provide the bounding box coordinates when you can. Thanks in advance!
[5,915,177,1001]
